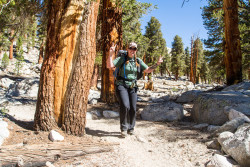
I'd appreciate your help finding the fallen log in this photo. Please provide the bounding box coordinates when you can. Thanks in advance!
[0,74,31,81]
[0,141,114,167]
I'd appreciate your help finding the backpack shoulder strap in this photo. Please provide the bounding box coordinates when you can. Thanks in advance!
[117,52,127,78]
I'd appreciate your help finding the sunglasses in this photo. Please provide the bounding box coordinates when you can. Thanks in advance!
[129,47,137,51]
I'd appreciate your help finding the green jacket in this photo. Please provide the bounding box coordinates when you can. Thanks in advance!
[113,55,148,87]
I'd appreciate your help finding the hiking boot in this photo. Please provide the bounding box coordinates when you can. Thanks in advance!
[127,130,134,135]
[121,131,127,138]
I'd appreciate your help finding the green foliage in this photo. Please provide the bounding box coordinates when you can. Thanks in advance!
[1,52,9,68]
[161,48,171,76]
[16,35,23,54]
[202,0,225,82]
[0,31,10,51]
[14,53,24,75]
[0,0,41,56]
[171,35,184,80]
[122,0,156,57]
[184,47,190,77]
[172,87,179,92]
[0,107,9,117]
[239,1,250,79]
[37,1,47,48]
[200,59,210,83]
[144,16,167,75]
[202,0,249,81]
[25,16,38,51]
[95,51,103,65]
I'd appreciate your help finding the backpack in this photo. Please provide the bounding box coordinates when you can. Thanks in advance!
[113,50,143,81]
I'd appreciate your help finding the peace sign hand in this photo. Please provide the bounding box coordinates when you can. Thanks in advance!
[157,56,163,65]
[109,43,117,55]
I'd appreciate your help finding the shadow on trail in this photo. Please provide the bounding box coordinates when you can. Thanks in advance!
[1,112,34,131]
[85,127,121,138]
[136,118,211,144]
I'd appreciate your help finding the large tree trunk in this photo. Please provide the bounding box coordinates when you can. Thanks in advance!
[62,0,100,136]
[223,0,242,85]
[101,0,122,104]
[34,0,62,131]
[34,0,99,133]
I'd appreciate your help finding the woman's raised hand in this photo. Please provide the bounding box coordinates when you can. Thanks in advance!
[109,43,117,56]
[157,56,163,65]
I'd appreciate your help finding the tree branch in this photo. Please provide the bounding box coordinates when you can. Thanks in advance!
[0,0,12,14]
[182,0,189,8]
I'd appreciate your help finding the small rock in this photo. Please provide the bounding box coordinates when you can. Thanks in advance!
[193,123,209,130]
[91,110,102,117]
[205,140,221,150]
[218,131,234,144]
[207,125,220,132]
[46,161,55,167]
[89,99,98,105]
[0,126,10,138]
[86,112,93,120]
[23,138,28,145]
[103,110,119,118]
[17,156,24,167]
[207,154,238,167]
[49,130,64,142]
[137,136,147,143]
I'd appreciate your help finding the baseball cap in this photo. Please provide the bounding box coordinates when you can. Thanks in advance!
[129,42,137,49]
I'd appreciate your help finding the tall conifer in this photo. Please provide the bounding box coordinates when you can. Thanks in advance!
[171,35,184,80]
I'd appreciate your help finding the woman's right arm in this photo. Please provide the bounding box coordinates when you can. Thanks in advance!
[107,43,116,69]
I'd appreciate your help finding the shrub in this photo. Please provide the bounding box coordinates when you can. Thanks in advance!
[14,53,24,75]
[1,52,9,69]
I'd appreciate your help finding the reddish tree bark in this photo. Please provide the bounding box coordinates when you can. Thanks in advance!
[223,0,242,85]
[9,29,15,59]
[34,0,100,135]
[101,0,123,104]
[190,37,194,83]
[63,0,100,136]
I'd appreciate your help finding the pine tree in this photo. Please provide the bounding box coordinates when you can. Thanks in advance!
[171,35,184,80]
[122,0,154,54]
[164,48,171,77]
[37,0,48,64]
[144,16,167,78]
[200,57,210,83]
[0,0,40,59]
[202,0,225,83]
[1,52,9,69]
[202,0,248,83]
[239,1,250,79]
[192,38,205,84]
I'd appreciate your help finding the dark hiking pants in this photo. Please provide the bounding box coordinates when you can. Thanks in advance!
[116,85,137,132]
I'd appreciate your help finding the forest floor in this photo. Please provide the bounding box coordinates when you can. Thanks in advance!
[2,100,214,167]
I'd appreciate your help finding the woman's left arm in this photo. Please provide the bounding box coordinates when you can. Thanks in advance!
[144,56,163,73]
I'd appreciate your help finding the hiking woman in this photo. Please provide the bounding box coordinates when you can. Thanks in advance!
[107,42,163,138]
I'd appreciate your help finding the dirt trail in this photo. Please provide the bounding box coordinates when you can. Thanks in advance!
[2,108,214,167]
[72,118,213,167]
